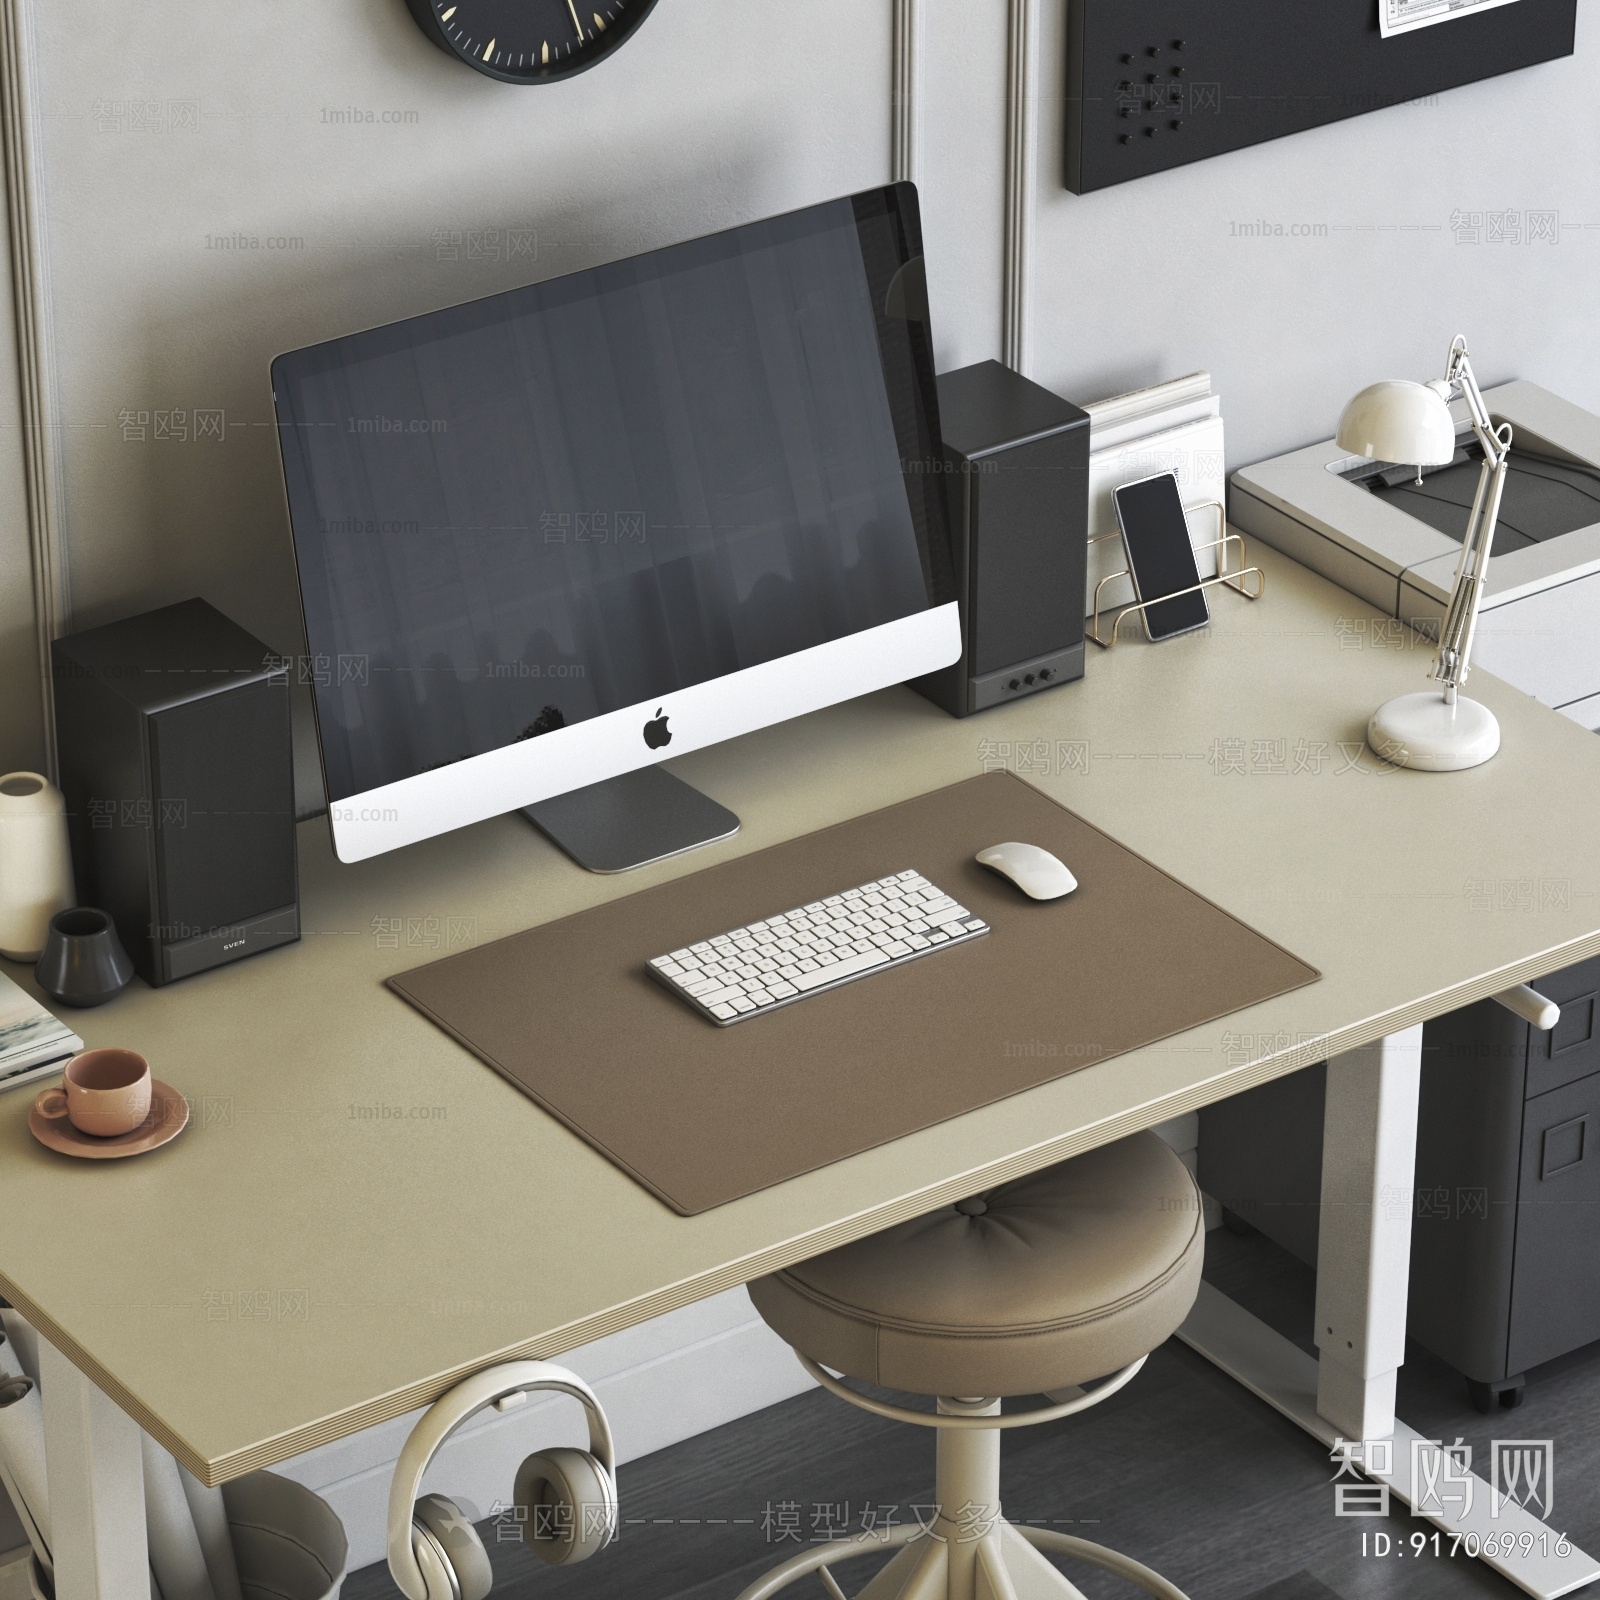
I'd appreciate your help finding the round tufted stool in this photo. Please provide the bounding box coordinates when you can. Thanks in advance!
[737,1131,1204,1600]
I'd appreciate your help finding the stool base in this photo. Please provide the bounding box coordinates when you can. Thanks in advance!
[733,1520,1187,1600]
[732,1404,1188,1600]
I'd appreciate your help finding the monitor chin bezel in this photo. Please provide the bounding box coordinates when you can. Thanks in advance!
[325,600,960,864]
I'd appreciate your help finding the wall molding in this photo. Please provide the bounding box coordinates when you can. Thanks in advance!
[1002,0,1036,374]
[1,0,67,775]
[892,0,920,184]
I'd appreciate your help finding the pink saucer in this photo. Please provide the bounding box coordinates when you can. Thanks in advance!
[29,1080,189,1160]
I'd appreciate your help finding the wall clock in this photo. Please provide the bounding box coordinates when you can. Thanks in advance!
[404,0,660,83]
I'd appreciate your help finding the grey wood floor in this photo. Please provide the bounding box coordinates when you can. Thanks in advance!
[346,1229,1600,1600]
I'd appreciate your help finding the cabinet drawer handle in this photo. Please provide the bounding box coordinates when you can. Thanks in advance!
[1493,984,1560,1031]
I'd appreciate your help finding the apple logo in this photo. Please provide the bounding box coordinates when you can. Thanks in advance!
[643,707,671,749]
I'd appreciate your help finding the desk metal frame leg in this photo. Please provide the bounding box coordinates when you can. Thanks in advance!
[39,1339,148,1600]
[1178,1025,1600,1599]
[1314,1027,1421,1441]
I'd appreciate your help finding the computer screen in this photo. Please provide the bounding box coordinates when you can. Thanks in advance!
[273,183,954,827]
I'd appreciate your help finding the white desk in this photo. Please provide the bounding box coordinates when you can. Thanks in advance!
[6,540,1600,1597]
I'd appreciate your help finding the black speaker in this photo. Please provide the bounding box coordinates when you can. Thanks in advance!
[52,599,299,987]
[912,360,1089,718]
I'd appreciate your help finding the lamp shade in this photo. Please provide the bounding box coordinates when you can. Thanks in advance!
[1336,379,1456,466]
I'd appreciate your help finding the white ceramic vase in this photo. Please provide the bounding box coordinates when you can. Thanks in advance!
[0,771,76,960]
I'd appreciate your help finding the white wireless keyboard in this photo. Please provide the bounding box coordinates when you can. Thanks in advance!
[647,869,989,1026]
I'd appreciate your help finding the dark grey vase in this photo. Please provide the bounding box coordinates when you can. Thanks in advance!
[35,908,135,1008]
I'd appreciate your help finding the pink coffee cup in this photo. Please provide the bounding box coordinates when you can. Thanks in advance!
[35,1048,152,1137]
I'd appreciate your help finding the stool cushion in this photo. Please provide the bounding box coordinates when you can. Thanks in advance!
[748,1131,1203,1397]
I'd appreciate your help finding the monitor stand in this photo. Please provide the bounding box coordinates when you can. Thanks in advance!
[521,766,740,874]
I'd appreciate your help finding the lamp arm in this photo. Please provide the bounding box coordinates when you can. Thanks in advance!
[1430,338,1510,694]
[1441,342,1508,470]
[1435,454,1507,694]
[1434,459,1492,689]
[1456,452,1508,685]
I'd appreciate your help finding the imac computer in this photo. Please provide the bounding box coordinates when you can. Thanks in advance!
[272,182,959,871]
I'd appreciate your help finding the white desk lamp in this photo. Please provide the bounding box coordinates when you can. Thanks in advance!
[1337,335,1510,771]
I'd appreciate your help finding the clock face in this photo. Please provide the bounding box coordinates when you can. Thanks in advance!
[404,0,660,83]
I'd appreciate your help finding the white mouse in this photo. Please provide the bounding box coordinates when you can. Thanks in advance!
[975,842,1078,901]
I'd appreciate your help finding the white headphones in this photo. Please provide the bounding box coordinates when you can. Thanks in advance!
[387,1360,618,1600]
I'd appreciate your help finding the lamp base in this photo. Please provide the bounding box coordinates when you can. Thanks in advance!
[1367,691,1500,771]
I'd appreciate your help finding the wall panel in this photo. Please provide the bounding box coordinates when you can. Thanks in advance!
[0,0,1597,1561]
[22,0,895,661]
[1029,3,1600,459]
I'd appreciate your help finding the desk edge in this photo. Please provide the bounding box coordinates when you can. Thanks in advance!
[6,932,1597,1485]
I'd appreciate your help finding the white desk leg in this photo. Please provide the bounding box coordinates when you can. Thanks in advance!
[1313,1024,1423,1442]
[38,1340,148,1600]
[1178,1021,1600,1597]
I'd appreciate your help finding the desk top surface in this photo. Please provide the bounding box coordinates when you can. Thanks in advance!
[5,540,1600,1484]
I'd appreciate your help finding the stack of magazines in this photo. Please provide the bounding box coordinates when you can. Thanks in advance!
[0,969,81,1093]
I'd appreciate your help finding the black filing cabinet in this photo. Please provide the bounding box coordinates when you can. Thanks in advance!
[1200,955,1600,1410]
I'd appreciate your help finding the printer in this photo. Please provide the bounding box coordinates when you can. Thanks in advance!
[1231,381,1600,728]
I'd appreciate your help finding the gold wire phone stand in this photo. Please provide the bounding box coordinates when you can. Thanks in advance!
[1087,500,1264,649]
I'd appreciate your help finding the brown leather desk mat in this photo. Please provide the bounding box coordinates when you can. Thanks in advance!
[389,773,1319,1215]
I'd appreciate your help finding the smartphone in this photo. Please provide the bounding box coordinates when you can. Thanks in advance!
[1113,472,1209,641]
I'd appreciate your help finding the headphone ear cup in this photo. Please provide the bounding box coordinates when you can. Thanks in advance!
[513,1447,617,1565]
[412,1493,494,1600]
